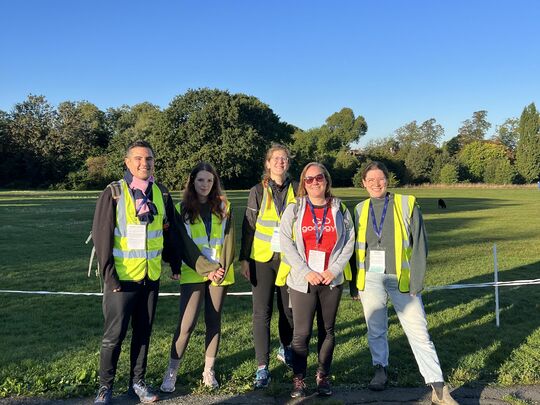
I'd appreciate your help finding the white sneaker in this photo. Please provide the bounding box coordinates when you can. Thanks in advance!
[160,367,178,393]
[202,370,219,389]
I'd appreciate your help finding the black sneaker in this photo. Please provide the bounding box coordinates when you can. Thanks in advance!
[130,380,159,403]
[316,371,332,396]
[290,375,307,398]
[94,385,112,405]
[368,364,387,391]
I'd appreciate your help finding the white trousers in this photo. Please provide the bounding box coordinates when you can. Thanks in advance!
[359,272,444,384]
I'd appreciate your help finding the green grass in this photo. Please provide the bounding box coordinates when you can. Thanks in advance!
[0,187,539,398]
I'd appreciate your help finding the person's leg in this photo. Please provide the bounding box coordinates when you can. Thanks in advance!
[250,259,277,367]
[202,283,228,388]
[99,281,138,389]
[358,272,390,367]
[169,283,205,361]
[386,276,444,385]
[273,260,294,348]
[204,284,228,361]
[316,284,343,376]
[289,287,317,378]
[130,279,160,385]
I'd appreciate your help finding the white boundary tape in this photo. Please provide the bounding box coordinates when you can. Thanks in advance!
[1,279,539,297]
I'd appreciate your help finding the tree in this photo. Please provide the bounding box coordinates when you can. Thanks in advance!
[404,142,438,183]
[8,95,60,186]
[160,88,294,189]
[458,141,508,182]
[483,158,516,184]
[492,117,519,156]
[439,163,459,184]
[515,103,540,183]
[291,107,367,185]
[457,110,491,149]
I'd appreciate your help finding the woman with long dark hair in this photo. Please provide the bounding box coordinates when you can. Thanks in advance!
[160,162,235,392]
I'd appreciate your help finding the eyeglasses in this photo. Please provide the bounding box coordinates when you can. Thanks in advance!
[304,173,325,184]
[271,156,289,163]
[365,178,386,185]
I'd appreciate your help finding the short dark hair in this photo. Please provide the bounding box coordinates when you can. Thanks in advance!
[362,161,389,180]
[126,140,154,156]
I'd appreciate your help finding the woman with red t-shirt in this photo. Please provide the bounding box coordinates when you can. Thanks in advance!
[279,162,355,398]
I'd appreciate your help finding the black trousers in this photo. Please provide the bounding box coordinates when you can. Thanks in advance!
[290,284,343,378]
[249,255,294,366]
[99,278,159,388]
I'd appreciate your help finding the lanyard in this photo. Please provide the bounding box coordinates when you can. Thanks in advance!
[307,198,328,246]
[369,195,389,244]
[202,215,212,240]
[271,186,287,217]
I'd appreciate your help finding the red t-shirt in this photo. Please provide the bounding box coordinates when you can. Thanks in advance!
[301,204,337,271]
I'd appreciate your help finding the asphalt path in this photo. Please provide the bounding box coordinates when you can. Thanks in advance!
[1,385,539,405]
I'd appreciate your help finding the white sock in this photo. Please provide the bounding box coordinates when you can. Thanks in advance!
[204,356,216,372]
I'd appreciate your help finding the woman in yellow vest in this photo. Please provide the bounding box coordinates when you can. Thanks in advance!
[240,143,297,388]
[352,161,458,405]
[160,162,235,393]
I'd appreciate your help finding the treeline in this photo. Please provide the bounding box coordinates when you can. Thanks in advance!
[0,88,539,190]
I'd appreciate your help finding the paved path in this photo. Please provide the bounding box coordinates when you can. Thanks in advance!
[1,385,539,405]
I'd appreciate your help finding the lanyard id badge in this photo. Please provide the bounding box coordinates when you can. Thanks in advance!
[271,227,281,252]
[308,249,326,273]
[368,249,386,273]
[127,223,146,250]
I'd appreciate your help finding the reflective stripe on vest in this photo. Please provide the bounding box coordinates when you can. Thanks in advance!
[250,183,296,262]
[178,201,234,286]
[354,194,415,292]
[275,202,352,286]
[113,180,165,281]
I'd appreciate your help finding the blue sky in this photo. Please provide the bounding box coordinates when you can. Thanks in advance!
[1,1,539,146]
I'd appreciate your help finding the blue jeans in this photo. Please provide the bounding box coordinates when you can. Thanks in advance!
[358,272,444,384]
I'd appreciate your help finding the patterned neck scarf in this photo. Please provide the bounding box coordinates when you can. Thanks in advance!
[124,170,158,223]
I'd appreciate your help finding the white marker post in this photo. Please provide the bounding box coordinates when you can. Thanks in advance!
[493,244,500,327]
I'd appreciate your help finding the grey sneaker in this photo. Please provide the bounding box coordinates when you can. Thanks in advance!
[160,367,178,393]
[131,380,159,403]
[290,374,307,398]
[94,385,112,405]
[368,364,387,391]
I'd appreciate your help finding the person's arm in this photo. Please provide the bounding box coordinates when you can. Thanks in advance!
[160,186,182,275]
[92,187,121,291]
[326,206,356,282]
[279,204,312,279]
[219,209,235,274]
[174,209,221,276]
[239,185,260,261]
[409,203,428,295]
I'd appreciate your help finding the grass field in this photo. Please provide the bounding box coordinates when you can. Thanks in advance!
[0,187,539,399]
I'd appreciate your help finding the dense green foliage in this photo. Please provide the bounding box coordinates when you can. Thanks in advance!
[0,188,539,400]
[2,93,539,188]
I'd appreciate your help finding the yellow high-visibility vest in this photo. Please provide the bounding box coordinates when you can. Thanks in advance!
[113,180,165,281]
[250,183,295,262]
[178,201,234,286]
[354,194,415,292]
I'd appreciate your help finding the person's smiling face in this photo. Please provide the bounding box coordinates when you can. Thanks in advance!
[124,146,154,181]
[194,170,214,199]
[363,168,387,199]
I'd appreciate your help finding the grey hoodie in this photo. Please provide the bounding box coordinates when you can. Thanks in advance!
[279,197,356,293]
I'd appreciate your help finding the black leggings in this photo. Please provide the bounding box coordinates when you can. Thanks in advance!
[249,256,294,366]
[290,284,343,378]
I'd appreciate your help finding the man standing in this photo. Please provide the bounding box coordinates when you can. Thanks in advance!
[92,140,221,404]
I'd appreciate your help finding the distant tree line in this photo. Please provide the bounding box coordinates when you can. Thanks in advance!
[0,88,538,190]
